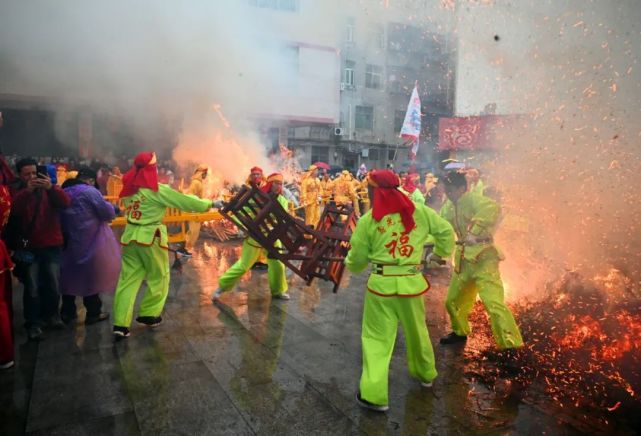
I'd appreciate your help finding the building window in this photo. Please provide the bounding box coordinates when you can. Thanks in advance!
[388,148,397,161]
[249,0,299,12]
[365,64,383,89]
[346,17,355,43]
[310,126,322,140]
[268,128,280,155]
[369,148,380,160]
[387,72,401,94]
[311,145,329,163]
[370,23,385,49]
[355,106,374,130]
[344,60,355,87]
[344,156,356,170]
[394,110,405,133]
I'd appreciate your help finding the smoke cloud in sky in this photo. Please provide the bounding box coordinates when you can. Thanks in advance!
[0,0,329,180]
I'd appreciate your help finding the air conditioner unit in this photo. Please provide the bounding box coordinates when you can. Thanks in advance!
[340,82,346,91]
[334,127,344,136]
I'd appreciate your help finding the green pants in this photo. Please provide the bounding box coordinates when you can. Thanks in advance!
[218,239,287,296]
[113,240,170,328]
[360,290,437,406]
[445,252,523,349]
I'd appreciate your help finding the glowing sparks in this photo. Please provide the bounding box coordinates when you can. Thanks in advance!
[211,104,231,129]
[473,269,641,424]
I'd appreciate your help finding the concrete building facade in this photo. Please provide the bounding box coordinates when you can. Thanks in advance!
[279,0,457,172]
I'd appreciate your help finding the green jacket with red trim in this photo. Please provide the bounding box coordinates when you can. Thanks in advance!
[345,204,455,296]
[121,184,211,248]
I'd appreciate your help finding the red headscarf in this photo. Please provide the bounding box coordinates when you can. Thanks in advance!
[402,174,418,194]
[0,185,13,273]
[368,170,416,233]
[119,151,159,198]
[260,173,284,195]
[246,166,265,187]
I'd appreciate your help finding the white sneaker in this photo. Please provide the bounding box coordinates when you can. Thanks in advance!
[212,288,223,301]
[274,293,291,300]
[421,381,433,388]
[0,360,15,370]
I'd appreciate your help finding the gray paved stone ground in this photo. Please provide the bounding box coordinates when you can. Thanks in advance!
[1,239,583,435]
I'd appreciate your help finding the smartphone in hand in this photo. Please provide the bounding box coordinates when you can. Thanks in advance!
[36,165,48,179]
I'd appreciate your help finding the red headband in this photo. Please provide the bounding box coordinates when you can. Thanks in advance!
[119,151,159,198]
[260,173,284,194]
[368,170,416,232]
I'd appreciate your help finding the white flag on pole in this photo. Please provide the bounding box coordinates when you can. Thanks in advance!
[400,83,421,160]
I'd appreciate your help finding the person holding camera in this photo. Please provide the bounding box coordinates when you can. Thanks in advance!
[6,158,71,340]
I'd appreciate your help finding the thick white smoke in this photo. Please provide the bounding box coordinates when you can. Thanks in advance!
[0,0,336,181]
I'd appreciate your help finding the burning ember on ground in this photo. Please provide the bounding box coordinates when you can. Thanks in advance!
[463,268,641,431]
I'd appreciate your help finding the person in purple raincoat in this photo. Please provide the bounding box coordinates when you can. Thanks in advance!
[60,167,121,324]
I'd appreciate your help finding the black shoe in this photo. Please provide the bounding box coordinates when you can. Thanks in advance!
[355,391,389,412]
[439,332,468,345]
[85,312,109,325]
[27,326,43,341]
[61,314,78,325]
[251,262,268,271]
[44,317,66,330]
[176,248,192,257]
[113,326,130,339]
[135,316,162,327]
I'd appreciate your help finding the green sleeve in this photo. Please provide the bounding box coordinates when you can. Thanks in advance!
[412,189,425,205]
[277,194,289,210]
[439,200,453,223]
[156,184,211,212]
[422,205,455,258]
[469,194,500,236]
[345,214,371,274]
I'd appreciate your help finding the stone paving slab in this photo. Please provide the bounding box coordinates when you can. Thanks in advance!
[1,239,585,435]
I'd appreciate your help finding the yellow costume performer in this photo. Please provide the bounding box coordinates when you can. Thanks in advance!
[107,166,123,198]
[320,172,333,205]
[56,165,67,186]
[185,164,208,251]
[333,170,360,216]
[356,176,370,213]
[424,172,437,193]
[300,165,322,228]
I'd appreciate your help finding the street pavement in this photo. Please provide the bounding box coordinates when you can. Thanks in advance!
[1,239,581,435]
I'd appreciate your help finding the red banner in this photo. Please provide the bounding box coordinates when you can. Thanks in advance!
[438,115,520,151]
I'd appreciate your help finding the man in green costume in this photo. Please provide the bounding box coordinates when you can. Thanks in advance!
[439,171,523,349]
[112,152,214,339]
[212,172,290,302]
[345,169,455,412]
[399,173,425,205]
